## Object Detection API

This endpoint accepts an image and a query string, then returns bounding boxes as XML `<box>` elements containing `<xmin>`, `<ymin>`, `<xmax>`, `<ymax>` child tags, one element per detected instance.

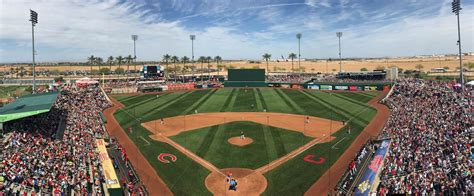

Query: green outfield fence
<box><xmin>224</xmin><ymin>81</ymin><xmax>393</xmax><ymax>91</ymax></box>
<box><xmin>224</xmin><ymin>81</ymin><xmax>268</xmax><ymax>87</ymax></box>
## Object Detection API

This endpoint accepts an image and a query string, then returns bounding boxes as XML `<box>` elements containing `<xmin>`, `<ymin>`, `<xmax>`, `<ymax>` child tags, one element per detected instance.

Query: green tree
<box><xmin>9</xmin><ymin>67</ymin><xmax>14</xmax><ymax>78</ymax></box>
<box><xmin>162</xmin><ymin>54</ymin><xmax>171</xmax><ymax>78</ymax></box>
<box><xmin>206</xmin><ymin>56</ymin><xmax>212</xmax><ymax>79</ymax></box>
<box><xmin>214</xmin><ymin>56</ymin><xmax>222</xmax><ymax>77</ymax></box>
<box><xmin>464</xmin><ymin>62</ymin><xmax>474</xmax><ymax>70</ymax></box>
<box><xmin>19</xmin><ymin>66</ymin><xmax>25</xmax><ymax>78</ymax></box>
<box><xmin>95</xmin><ymin>57</ymin><xmax>103</xmax><ymax>73</ymax></box>
<box><xmin>376</xmin><ymin>65</ymin><xmax>386</xmax><ymax>70</ymax></box>
<box><xmin>115</xmin><ymin>56</ymin><xmax>124</xmax><ymax>71</ymax></box>
<box><xmin>288</xmin><ymin>53</ymin><xmax>297</xmax><ymax>73</ymax></box>
<box><xmin>88</xmin><ymin>55</ymin><xmax>95</xmax><ymax>74</ymax></box>
<box><xmin>198</xmin><ymin>56</ymin><xmax>206</xmax><ymax>81</ymax></box>
<box><xmin>262</xmin><ymin>53</ymin><xmax>271</xmax><ymax>75</ymax></box>
<box><xmin>115</xmin><ymin>67</ymin><xmax>125</xmax><ymax>75</ymax></box>
<box><xmin>99</xmin><ymin>68</ymin><xmax>110</xmax><ymax>75</ymax></box>
<box><xmin>171</xmin><ymin>56</ymin><xmax>179</xmax><ymax>82</ymax></box>
<box><xmin>360</xmin><ymin>67</ymin><xmax>368</xmax><ymax>71</ymax></box>
<box><xmin>415</xmin><ymin>64</ymin><xmax>424</xmax><ymax>72</ymax></box>
<box><xmin>181</xmin><ymin>56</ymin><xmax>190</xmax><ymax>81</ymax></box>
<box><xmin>107</xmin><ymin>56</ymin><xmax>114</xmax><ymax>73</ymax></box>
<box><xmin>125</xmin><ymin>55</ymin><xmax>133</xmax><ymax>76</ymax></box>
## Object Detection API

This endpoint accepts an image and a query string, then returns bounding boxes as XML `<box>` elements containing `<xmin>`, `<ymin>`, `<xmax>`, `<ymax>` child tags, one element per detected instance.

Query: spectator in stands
<box><xmin>1</xmin><ymin>85</ymin><xmax>111</xmax><ymax>195</ymax></box>
<box><xmin>378</xmin><ymin>78</ymin><xmax>473</xmax><ymax>195</ymax></box>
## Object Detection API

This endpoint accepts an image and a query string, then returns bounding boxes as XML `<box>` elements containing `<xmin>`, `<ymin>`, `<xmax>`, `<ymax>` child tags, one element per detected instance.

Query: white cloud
<box><xmin>305</xmin><ymin>0</ymin><xmax>331</xmax><ymax>8</ymax></box>
<box><xmin>0</xmin><ymin>0</ymin><xmax>472</xmax><ymax>62</ymax></box>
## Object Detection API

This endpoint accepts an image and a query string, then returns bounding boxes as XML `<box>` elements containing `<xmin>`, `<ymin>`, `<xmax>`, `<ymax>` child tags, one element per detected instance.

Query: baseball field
<box><xmin>105</xmin><ymin>88</ymin><xmax>384</xmax><ymax>195</ymax></box>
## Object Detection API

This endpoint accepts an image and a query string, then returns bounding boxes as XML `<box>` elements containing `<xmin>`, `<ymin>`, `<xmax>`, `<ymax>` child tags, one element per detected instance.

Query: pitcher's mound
<box><xmin>228</xmin><ymin>137</ymin><xmax>253</xmax><ymax>146</ymax></box>
<box><xmin>205</xmin><ymin>168</ymin><xmax>267</xmax><ymax>196</ymax></box>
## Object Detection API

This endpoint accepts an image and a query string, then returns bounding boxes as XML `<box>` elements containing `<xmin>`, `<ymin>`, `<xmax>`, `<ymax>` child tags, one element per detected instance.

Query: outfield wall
<box><xmin>267</xmin><ymin>82</ymin><xmax>393</xmax><ymax>91</ymax></box>
<box><xmin>224</xmin><ymin>81</ymin><xmax>267</xmax><ymax>87</ymax></box>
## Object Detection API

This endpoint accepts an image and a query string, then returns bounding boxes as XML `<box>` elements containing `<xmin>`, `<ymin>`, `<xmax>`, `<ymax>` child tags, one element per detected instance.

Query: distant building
<box><xmin>464</xmin><ymin>52</ymin><xmax>474</xmax><ymax>56</ymax></box>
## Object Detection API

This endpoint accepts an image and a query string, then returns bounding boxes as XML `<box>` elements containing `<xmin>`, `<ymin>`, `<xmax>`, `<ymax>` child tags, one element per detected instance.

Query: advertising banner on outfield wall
<box><xmin>320</xmin><ymin>85</ymin><xmax>333</xmax><ymax>90</ymax></box>
<box><xmin>335</xmin><ymin>86</ymin><xmax>348</xmax><ymax>90</ymax></box>
<box><xmin>291</xmin><ymin>84</ymin><xmax>302</xmax><ymax>89</ymax></box>
<box><xmin>349</xmin><ymin>86</ymin><xmax>358</xmax><ymax>91</ymax></box>
<box><xmin>355</xmin><ymin>139</ymin><xmax>391</xmax><ymax>196</ymax></box>
<box><xmin>364</xmin><ymin>86</ymin><xmax>377</xmax><ymax>91</ymax></box>
<box><xmin>308</xmin><ymin>84</ymin><xmax>320</xmax><ymax>90</ymax></box>
<box><xmin>281</xmin><ymin>84</ymin><xmax>290</xmax><ymax>88</ymax></box>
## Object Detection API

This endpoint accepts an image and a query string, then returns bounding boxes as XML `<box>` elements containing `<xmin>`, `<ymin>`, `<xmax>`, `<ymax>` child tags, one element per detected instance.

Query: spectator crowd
<box><xmin>378</xmin><ymin>79</ymin><xmax>473</xmax><ymax>194</ymax></box>
<box><xmin>1</xmin><ymin>85</ymin><xmax>112</xmax><ymax>195</ymax></box>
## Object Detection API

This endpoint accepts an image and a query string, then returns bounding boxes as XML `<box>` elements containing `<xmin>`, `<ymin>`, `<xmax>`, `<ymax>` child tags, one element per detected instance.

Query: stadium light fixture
<box><xmin>452</xmin><ymin>0</ymin><xmax>464</xmax><ymax>90</ymax></box>
<box><xmin>296</xmin><ymin>33</ymin><xmax>302</xmax><ymax>73</ymax></box>
<box><xmin>336</xmin><ymin>32</ymin><xmax>343</xmax><ymax>73</ymax></box>
<box><xmin>30</xmin><ymin>9</ymin><xmax>38</xmax><ymax>93</ymax></box>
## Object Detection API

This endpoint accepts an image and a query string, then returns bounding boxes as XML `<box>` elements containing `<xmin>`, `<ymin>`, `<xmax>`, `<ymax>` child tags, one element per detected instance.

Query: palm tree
<box><xmin>15</xmin><ymin>67</ymin><xmax>20</xmax><ymax>78</ymax></box>
<box><xmin>288</xmin><ymin>53</ymin><xmax>297</xmax><ymax>73</ymax></box>
<box><xmin>88</xmin><ymin>55</ymin><xmax>95</xmax><ymax>74</ymax></box>
<box><xmin>9</xmin><ymin>67</ymin><xmax>14</xmax><ymax>78</ymax></box>
<box><xmin>171</xmin><ymin>56</ymin><xmax>179</xmax><ymax>82</ymax></box>
<box><xmin>262</xmin><ymin>53</ymin><xmax>271</xmax><ymax>75</ymax></box>
<box><xmin>214</xmin><ymin>56</ymin><xmax>222</xmax><ymax>77</ymax></box>
<box><xmin>107</xmin><ymin>56</ymin><xmax>114</xmax><ymax>73</ymax></box>
<box><xmin>206</xmin><ymin>56</ymin><xmax>212</xmax><ymax>79</ymax></box>
<box><xmin>116</xmin><ymin>56</ymin><xmax>124</xmax><ymax>75</ymax></box>
<box><xmin>19</xmin><ymin>66</ymin><xmax>25</xmax><ymax>78</ymax></box>
<box><xmin>95</xmin><ymin>57</ymin><xmax>103</xmax><ymax>74</ymax></box>
<box><xmin>125</xmin><ymin>55</ymin><xmax>133</xmax><ymax>77</ymax></box>
<box><xmin>162</xmin><ymin>54</ymin><xmax>171</xmax><ymax>78</ymax></box>
<box><xmin>181</xmin><ymin>56</ymin><xmax>189</xmax><ymax>82</ymax></box>
<box><xmin>198</xmin><ymin>56</ymin><xmax>206</xmax><ymax>81</ymax></box>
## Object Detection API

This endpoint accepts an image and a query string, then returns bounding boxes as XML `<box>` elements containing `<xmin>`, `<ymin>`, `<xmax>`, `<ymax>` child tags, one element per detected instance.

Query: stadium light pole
<box><xmin>132</xmin><ymin>35</ymin><xmax>138</xmax><ymax>76</ymax></box>
<box><xmin>336</xmin><ymin>32</ymin><xmax>343</xmax><ymax>73</ymax></box>
<box><xmin>452</xmin><ymin>0</ymin><xmax>464</xmax><ymax>90</ymax></box>
<box><xmin>30</xmin><ymin>9</ymin><xmax>38</xmax><ymax>93</ymax></box>
<box><xmin>296</xmin><ymin>33</ymin><xmax>302</xmax><ymax>73</ymax></box>
<box><xmin>190</xmin><ymin>34</ymin><xmax>196</xmax><ymax>82</ymax></box>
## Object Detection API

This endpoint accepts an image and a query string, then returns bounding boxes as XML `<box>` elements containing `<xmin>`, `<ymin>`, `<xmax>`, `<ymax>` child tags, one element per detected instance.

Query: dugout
<box><xmin>224</xmin><ymin>69</ymin><xmax>267</xmax><ymax>87</ymax></box>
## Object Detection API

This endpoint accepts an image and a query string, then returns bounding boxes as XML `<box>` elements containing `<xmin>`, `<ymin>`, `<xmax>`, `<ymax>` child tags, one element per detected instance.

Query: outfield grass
<box><xmin>334</xmin><ymin>92</ymin><xmax>376</xmax><ymax>103</ymax></box>
<box><xmin>112</xmin><ymin>88</ymin><xmax>377</xmax><ymax>195</ymax></box>
<box><xmin>170</xmin><ymin>121</ymin><xmax>313</xmax><ymax>169</ymax></box>
<box><xmin>262</xmin><ymin>90</ymin><xmax>376</xmax><ymax>195</ymax></box>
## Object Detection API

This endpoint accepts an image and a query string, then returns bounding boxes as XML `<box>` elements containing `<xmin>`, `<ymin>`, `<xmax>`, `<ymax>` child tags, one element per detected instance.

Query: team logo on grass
<box><xmin>158</xmin><ymin>153</ymin><xmax>177</xmax><ymax>163</ymax></box>
<box><xmin>303</xmin><ymin>154</ymin><xmax>326</xmax><ymax>165</ymax></box>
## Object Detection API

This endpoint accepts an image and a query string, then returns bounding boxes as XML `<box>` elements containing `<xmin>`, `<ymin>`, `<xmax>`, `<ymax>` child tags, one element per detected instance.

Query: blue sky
<box><xmin>0</xmin><ymin>0</ymin><xmax>473</xmax><ymax>62</ymax></box>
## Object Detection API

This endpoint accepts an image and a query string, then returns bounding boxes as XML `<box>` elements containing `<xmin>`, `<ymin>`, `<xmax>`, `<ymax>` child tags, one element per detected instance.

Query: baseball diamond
<box><xmin>106</xmin><ymin>88</ymin><xmax>383</xmax><ymax>195</ymax></box>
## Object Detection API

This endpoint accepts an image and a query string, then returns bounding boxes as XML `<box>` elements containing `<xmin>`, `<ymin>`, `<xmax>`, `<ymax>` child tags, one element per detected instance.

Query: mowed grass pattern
<box><xmin>170</xmin><ymin>121</ymin><xmax>313</xmax><ymax>169</ymax></box>
<box><xmin>112</xmin><ymin>88</ymin><xmax>377</xmax><ymax>195</ymax></box>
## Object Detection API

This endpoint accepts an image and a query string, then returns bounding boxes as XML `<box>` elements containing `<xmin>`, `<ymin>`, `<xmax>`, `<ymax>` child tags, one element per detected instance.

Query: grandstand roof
<box><xmin>0</xmin><ymin>92</ymin><xmax>59</xmax><ymax>123</ymax></box>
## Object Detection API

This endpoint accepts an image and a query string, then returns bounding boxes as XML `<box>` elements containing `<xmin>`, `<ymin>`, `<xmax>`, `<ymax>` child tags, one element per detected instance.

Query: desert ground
<box><xmin>1</xmin><ymin>56</ymin><xmax>473</xmax><ymax>75</ymax></box>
